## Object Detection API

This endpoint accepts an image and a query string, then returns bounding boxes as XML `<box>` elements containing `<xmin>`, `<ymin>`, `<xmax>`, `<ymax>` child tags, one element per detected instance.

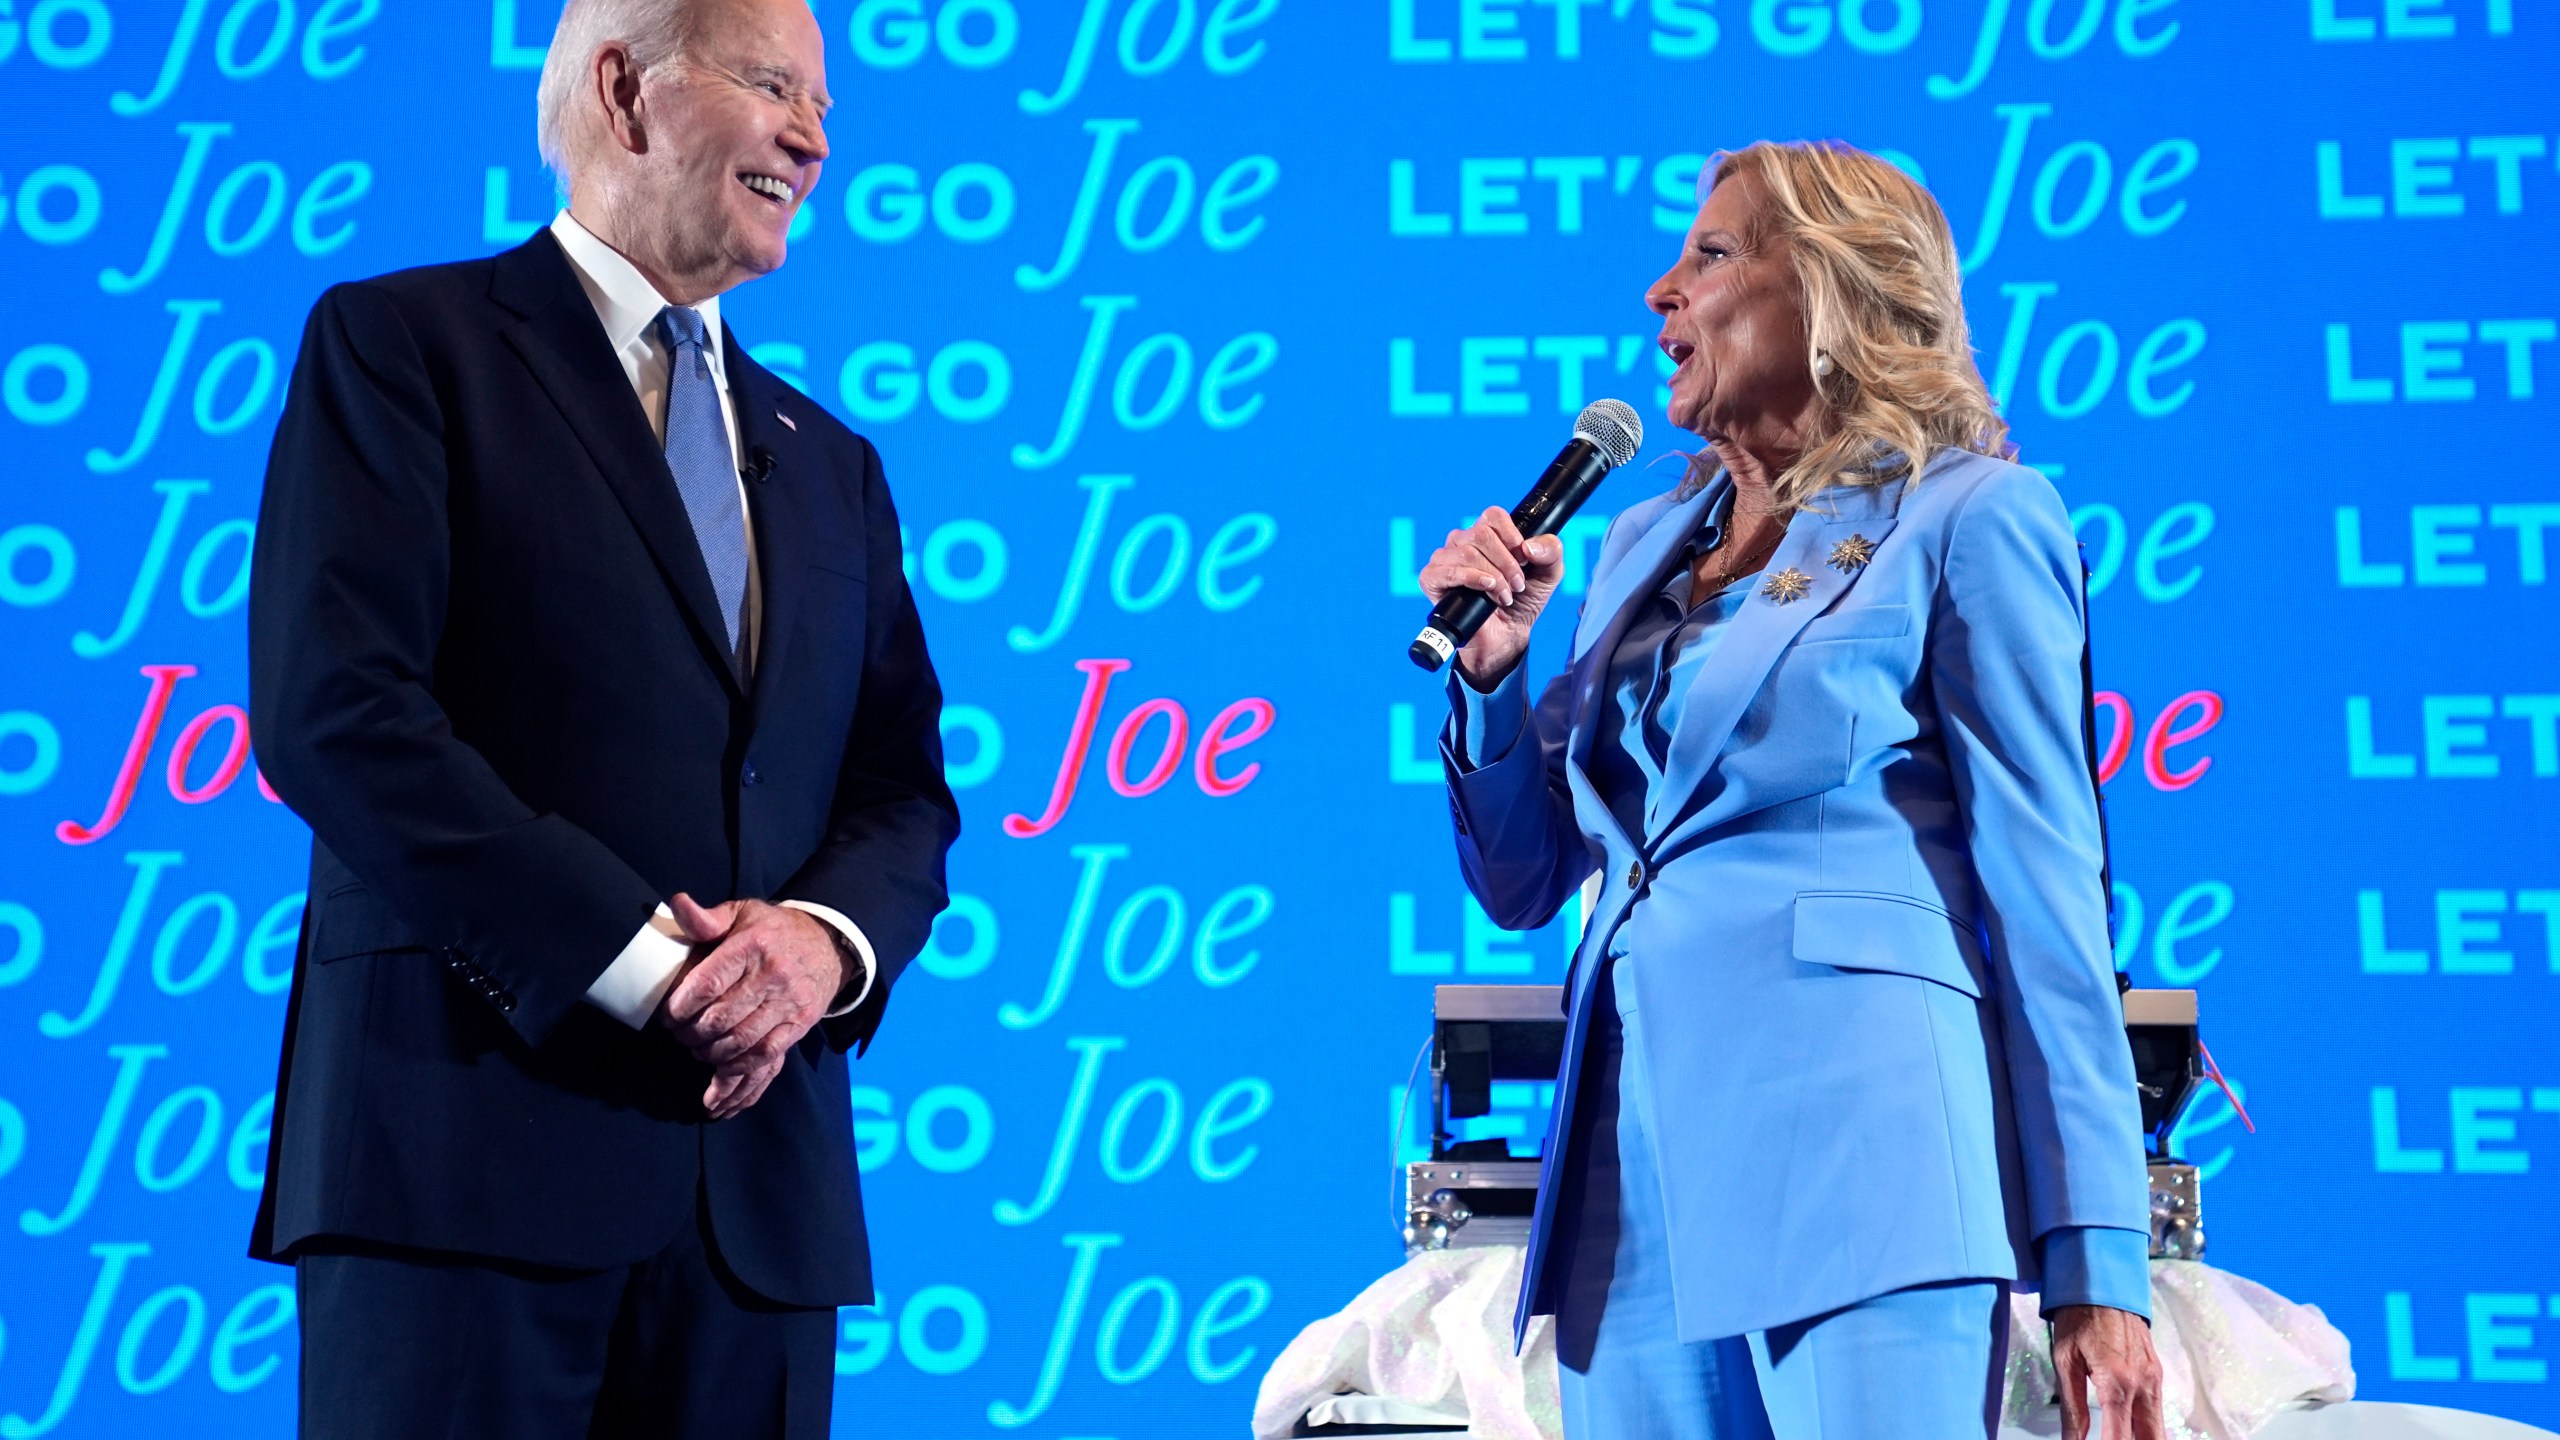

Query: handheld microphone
<box><xmin>1408</xmin><ymin>398</ymin><xmax>1643</xmax><ymax>672</ymax></box>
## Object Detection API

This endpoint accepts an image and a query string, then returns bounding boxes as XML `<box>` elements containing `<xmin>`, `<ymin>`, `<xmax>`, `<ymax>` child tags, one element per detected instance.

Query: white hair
<box><xmin>535</xmin><ymin>0</ymin><xmax>697</xmax><ymax>184</ymax></box>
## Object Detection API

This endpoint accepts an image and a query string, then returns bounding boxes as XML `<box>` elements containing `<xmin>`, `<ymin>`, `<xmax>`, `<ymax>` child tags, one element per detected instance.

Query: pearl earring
<box><xmin>1812</xmin><ymin>351</ymin><xmax>1834</xmax><ymax>378</ymax></box>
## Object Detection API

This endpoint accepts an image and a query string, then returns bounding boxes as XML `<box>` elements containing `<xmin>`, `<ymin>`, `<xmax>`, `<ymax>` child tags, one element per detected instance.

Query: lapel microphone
<box><xmin>1409</xmin><ymin>399</ymin><xmax>1643</xmax><ymax>671</ymax></box>
<box><xmin>744</xmin><ymin>444</ymin><xmax>776</xmax><ymax>483</ymax></box>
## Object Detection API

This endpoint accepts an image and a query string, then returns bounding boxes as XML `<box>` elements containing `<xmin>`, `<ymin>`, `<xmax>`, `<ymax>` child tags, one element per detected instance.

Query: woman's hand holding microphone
<box><xmin>1420</xmin><ymin>506</ymin><xmax>1566</xmax><ymax>690</ymax></box>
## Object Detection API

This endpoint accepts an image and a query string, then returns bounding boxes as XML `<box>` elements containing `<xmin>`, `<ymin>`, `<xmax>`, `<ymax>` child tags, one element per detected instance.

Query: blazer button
<box><xmin>741</xmin><ymin>761</ymin><xmax>762</xmax><ymax>787</ymax></box>
<box><xmin>1626</xmin><ymin>861</ymin><xmax>1643</xmax><ymax>890</ymax></box>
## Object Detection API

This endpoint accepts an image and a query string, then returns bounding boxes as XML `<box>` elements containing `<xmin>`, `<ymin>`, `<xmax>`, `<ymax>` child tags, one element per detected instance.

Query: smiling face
<box><xmin>1646</xmin><ymin>168</ymin><xmax>1821</xmax><ymax>470</ymax></box>
<box><xmin>609</xmin><ymin>0</ymin><xmax>831</xmax><ymax>300</ymax></box>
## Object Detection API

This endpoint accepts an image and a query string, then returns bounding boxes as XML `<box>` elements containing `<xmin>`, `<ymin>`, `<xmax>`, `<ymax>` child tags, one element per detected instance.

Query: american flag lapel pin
<box><xmin>775</xmin><ymin>410</ymin><xmax>797</xmax><ymax>431</ymax></box>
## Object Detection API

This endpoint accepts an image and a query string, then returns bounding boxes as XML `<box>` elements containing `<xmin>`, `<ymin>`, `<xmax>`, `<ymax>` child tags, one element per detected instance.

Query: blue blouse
<box><xmin>1444</xmin><ymin>492</ymin><xmax>2151</xmax><ymax>1318</ymax></box>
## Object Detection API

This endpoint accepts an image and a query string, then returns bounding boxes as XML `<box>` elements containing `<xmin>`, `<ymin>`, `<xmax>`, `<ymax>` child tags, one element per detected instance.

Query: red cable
<box><xmin>2197</xmin><ymin>1039</ymin><xmax>2256</xmax><ymax>1134</ymax></box>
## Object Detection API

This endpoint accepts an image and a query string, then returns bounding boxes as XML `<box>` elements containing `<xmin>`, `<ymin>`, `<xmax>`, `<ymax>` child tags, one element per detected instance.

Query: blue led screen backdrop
<box><xmin>1</xmin><ymin>1</ymin><xmax>2557</xmax><ymax>1434</ymax></box>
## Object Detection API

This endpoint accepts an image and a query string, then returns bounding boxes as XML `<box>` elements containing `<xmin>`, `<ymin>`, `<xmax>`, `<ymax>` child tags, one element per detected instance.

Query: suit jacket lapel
<box><xmin>490</xmin><ymin>232</ymin><xmax>743</xmax><ymax>698</ymax></box>
<box><xmin>1651</xmin><ymin>480</ymin><xmax>1908</xmax><ymax>844</ymax></box>
<box><xmin>727</xmin><ymin>340</ymin><xmax>818</xmax><ymax>726</ymax></box>
<box><xmin>1559</xmin><ymin>483</ymin><xmax>1720</xmax><ymax>858</ymax></box>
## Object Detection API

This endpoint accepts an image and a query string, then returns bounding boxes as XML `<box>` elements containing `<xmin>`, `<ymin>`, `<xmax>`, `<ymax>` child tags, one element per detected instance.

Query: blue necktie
<box><xmin>654</xmin><ymin>305</ymin><xmax>749</xmax><ymax>673</ymax></box>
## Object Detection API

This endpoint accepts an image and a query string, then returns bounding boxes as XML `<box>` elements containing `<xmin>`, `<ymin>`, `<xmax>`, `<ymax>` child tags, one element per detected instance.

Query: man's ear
<box><xmin>594</xmin><ymin>40</ymin><xmax>650</xmax><ymax>156</ymax></box>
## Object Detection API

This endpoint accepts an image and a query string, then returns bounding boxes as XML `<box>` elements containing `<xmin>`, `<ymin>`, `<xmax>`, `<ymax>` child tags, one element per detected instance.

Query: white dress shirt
<box><xmin>550</xmin><ymin>212</ymin><xmax>876</xmax><ymax>1029</ymax></box>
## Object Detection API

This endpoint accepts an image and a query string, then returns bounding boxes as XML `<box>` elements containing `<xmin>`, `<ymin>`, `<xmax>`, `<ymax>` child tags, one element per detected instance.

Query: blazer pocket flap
<box><xmin>1791</xmin><ymin>891</ymin><xmax>1983</xmax><ymax>998</ymax></box>
<box><xmin>310</xmin><ymin>889</ymin><xmax>444</xmax><ymax>964</ymax></box>
<box><xmin>1794</xmin><ymin>603</ymin><xmax>1910</xmax><ymax>644</ymax></box>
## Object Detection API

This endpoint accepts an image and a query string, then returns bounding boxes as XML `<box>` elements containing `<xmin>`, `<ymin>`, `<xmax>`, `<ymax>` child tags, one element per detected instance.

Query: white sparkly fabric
<box><xmin>2003</xmin><ymin>1259</ymin><xmax>2355</xmax><ymax>1440</ymax></box>
<box><xmin>1252</xmin><ymin>1246</ymin><xmax>1559</xmax><ymax>1440</ymax></box>
<box><xmin>1259</xmin><ymin>1251</ymin><xmax>2358</xmax><ymax>1440</ymax></box>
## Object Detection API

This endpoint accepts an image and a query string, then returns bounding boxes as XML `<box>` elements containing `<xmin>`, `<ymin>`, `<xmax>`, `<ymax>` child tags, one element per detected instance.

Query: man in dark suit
<box><xmin>245</xmin><ymin>1</ymin><xmax>958</xmax><ymax>1433</ymax></box>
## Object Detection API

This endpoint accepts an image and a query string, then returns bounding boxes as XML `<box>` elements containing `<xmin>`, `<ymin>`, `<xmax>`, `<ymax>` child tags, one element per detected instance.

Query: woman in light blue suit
<box><xmin>1420</xmin><ymin>142</ymin><xmax>2166</xmax><ymax>1440</ymax></box>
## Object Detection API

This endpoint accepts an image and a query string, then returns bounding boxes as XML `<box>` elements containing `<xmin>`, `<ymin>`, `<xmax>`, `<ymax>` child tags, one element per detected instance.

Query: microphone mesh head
<box><xmin>1574</xmin><ymin>399</ymin><xmax>1643</xmax><ymax>468</ymax></box>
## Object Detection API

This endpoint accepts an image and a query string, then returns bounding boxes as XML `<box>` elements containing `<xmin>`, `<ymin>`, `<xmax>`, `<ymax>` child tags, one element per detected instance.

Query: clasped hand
<box><xmin>657</xmin><ymin>894</ymin><xmax>845</xmax><ymax>1121</ymax></box>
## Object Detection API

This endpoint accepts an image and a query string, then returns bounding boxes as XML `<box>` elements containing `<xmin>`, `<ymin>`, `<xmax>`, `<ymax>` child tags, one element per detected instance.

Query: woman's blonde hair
<box><xmin>1686</xmin><ymin>140</ymin><xmax>2011</xmax><ymax>509</ymax></box>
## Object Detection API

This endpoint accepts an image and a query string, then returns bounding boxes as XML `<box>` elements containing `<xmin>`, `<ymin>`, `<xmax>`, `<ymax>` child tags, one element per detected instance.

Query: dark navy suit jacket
<box><xmin>246</xmin><ymin>230</ymin><xmax>958</xmax><ymax>1309</ymax></box>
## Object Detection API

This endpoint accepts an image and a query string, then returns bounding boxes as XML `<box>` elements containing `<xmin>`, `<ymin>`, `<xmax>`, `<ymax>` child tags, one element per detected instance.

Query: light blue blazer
<box><xmin>1443</xmin><ymin>450</ymin><xmax>2151</xmax><ymax>1348</ymax></box>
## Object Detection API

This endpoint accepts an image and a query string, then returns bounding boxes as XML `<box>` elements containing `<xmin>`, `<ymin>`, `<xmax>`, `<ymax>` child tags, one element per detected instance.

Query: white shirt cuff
<box><xmin>780</xmin><ymin>899</ymin><xmax>877</xmax><ymax>1017</ymax></box>
<box><xmin>586</xmin><ymin>905</ymin><xmax>692</xmax><ymax>1029</ymax></box>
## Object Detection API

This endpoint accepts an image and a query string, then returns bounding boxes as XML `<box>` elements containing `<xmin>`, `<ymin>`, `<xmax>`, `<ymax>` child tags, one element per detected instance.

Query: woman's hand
<box><xmin>1418</xmin><ymin>506</ymin><xmax>1565</xmax><ymax>688</ymax></box>
<box><xmin>2051</xmin><ymin>1305</ymin><xmax>2166</xmax><ymax>1440</ymax></box>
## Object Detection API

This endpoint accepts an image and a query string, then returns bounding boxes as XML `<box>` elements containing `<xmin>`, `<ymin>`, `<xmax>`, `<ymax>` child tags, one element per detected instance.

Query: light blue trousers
<box><xmin>1551</xmin><ymin>962</ymin><xmax>2009</xmax><ymax>1440</ymax></box>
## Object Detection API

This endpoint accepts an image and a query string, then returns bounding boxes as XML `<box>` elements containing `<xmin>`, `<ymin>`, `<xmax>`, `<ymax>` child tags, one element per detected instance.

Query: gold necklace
<box><xmin>1696</xmin><ymin>530</ymin><xmax>1782</xmax><ymax>594</ymax></box>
